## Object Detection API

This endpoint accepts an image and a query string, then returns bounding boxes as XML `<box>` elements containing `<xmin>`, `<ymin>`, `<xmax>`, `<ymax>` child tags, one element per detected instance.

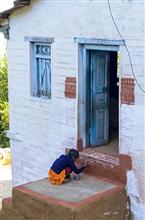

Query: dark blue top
<box><xmin>50</xmin><ymin>155</ymin><xmax>84</xmax><ymax>174</ymax></box>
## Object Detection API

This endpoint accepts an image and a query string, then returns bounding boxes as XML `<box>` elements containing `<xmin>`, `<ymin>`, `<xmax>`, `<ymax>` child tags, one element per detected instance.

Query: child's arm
<box><xmin>68</xmin><ymin>158</ymin><xmax>86</xmax><ymax>174</ymax></box>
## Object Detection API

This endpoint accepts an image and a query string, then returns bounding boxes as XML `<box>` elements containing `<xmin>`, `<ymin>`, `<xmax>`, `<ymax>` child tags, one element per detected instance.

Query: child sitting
<box><xmin>48</xmin><ymin>149</ymin><xmax>86</xmax><ymax>185</ymax></box>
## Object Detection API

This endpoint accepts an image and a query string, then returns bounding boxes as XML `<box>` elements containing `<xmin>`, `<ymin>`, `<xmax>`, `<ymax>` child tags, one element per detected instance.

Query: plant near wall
<box><xmin>0</xmin><ymin>54</ymin><xmax>9</xmax><ymax>148</ymax></box>
<box><xmin>0</xmin><ymin>54</ymin><xmax>8</xmax><ymax>103</ymax></box>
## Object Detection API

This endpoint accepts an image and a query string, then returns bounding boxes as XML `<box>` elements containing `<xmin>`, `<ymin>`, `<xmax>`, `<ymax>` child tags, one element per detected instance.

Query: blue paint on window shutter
<box><xmin>46</xmin><ymin>60</ymin><xmax>51</xmax><ymax>97</ymax></box>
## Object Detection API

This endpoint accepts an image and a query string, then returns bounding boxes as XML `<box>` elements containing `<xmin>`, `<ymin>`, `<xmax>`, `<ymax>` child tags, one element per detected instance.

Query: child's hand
<box><xmin>82</xmin><ymin>165</ymin><xmax>88</xmax><ymax>170</ymax></box>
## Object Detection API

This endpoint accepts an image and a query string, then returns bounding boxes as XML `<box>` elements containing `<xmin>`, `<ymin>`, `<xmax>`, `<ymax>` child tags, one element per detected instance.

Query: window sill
<box><xmin>29</xmin><ymin>96</ymin><xmax>51</xmax><ymax>104</ymax></box>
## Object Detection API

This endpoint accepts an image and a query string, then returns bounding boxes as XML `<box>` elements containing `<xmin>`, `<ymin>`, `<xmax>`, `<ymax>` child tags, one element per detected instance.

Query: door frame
<box><xmin>76</xmin><ymin>39</ymin><xmax>123</xmax><ymax>148</ymax></box>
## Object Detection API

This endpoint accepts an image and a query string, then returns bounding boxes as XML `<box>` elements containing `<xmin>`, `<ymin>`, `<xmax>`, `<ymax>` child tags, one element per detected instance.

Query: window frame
<box><xmin>33</xmin><ymin>42</ymin><xmax>51</xmax><ymax>98</ymax></box>
<box><xmin>26</xmin><ymin>36</ymin><xmax>54</xmax><ymax>99</ymax></box>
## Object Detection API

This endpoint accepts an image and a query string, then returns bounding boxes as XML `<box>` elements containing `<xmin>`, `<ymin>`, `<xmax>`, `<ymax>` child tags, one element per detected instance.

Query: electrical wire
<box><xmin>107</xmin><ymin>0</ymin><xmax>145</xmax><ymax>94</ymax></box>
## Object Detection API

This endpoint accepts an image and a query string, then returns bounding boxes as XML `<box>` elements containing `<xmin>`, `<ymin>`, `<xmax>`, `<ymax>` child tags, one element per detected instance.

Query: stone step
<box><xmin>0</xmin><ymin>197</ymin><xmax>16</xmax><ymax>220</ymax></box>
<box><xmin>79</xmin><ymin>148</ymin><xmax>132</xmax><ymax>184</ymax></box>
<box><xmin>0</xmin><ymin>197</ymin><xmax>29</xmax><ymax>220</ymax></box>
<box><xmin>10</xmin><ymin>174</ymin><xmax>130</xmax><ymax>220</ymax></box>
<box><xmin>1</xmin><ymin>197</ymin><xmax>12</xmax><ymax>211</ymax></box>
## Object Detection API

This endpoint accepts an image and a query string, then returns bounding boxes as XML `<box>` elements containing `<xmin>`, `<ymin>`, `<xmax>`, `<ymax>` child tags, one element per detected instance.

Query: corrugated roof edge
<box><xmin>0</xmin><ymin>0</ymin><xmax>31</xmax><ymax>19</ymax></box>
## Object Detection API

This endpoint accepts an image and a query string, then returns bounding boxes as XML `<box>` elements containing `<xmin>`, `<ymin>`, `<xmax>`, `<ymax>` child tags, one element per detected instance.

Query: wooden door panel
<box><xmin>88</xmin><ymin>50</ymin><xmax>109</xmax><ymax>146</ymax></box>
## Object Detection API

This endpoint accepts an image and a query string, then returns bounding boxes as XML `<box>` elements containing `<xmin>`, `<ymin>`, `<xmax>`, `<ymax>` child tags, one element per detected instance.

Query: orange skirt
<box><xmin>48</xmin><ymin>169</ymin><xmax>65</xmax><ymax>185</ymax></box>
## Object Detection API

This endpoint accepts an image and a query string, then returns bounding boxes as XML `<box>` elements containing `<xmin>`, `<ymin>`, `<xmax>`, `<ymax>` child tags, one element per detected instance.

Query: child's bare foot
<box><xmin>64</xmin><ymin>177</ymin><xmax>72</xmax><ymax>184</ymax></box>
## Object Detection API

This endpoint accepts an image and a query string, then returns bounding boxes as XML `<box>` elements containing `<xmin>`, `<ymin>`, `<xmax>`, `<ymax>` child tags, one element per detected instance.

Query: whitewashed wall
<box><xmin>7</xmin><ymin>0</ymin><xmax>144</xmax><ymax>219</ymax></box>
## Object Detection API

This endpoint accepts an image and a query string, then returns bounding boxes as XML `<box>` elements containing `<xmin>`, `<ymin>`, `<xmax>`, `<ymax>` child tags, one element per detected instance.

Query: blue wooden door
<box><xmin>87</xmin><ymin>50</ymin><xmax>109</xmax><ymax>146</ymax></box>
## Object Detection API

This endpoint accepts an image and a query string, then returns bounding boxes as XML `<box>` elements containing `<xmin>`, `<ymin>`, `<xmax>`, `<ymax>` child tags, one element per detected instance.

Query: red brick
<box><xmin>64</xmin><ymin>77</ymin><xmax>76</xmax><ymax>99</ymax></box>
<box><xmin>121</xmin><ymin>77</ymin><xmax>135</xmax><ymax>105</ymax></box>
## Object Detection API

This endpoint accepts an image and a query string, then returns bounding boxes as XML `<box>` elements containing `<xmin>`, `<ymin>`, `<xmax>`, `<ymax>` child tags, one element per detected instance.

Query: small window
<box><xmin>32</xmin><ymin>43</ymin><xmax>51</xmax><ymax>98</ymax></box>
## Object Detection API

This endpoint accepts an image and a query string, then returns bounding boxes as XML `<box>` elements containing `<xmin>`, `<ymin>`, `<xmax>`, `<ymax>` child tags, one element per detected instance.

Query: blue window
<box><xmin>33</xmin><ymin>43</ymin><xmax>51</xmax><ymax>98</ymax></box>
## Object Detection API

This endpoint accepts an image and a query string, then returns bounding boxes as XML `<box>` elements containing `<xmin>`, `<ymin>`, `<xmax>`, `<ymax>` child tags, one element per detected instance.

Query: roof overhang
<box><xmin>0</xmin><ymin>0</ymin><xmax>31</xmax><ymax>39</ymax></box>
<box><xmin>0</xmin><ymin>0</ymin><xmax>31</xmax><ymax>20</ymax></box>
<box><xmin>0</xmin><ymin>24</ymin><xmax>10</xmax><ymax>39</ymax></box>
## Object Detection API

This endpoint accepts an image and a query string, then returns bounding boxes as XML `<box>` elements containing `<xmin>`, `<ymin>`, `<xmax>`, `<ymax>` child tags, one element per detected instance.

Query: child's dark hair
<box><xmin>68</xmin><ymin>149</ymin><xmax>79</xmax><ymax>159</ymax></box>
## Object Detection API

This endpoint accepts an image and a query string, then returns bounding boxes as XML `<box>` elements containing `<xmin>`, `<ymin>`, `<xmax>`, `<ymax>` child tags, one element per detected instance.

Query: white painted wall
<box><xmin>6</xmin><ymin>0</ymin><xmax>144</xmax><ymax>219</ymax></box>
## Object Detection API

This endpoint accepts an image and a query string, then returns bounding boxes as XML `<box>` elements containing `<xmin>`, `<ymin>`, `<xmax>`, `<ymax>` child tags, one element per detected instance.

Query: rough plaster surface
<box><xmin>127</xmin><ymin>170</ymin><xmax>145</xmax><ymax>219</ymax></box>
<box><xmin>5</xmin><ymin>0</ymin><xmax>145</xmax><ymax>219</ymax></box>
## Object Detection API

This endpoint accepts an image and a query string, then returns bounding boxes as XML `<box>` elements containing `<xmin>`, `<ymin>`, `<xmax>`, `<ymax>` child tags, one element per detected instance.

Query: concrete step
<box><xmin>10</xmin><ymin>174</ymin><xmax>130</xmax><ymax>220</ymax></box>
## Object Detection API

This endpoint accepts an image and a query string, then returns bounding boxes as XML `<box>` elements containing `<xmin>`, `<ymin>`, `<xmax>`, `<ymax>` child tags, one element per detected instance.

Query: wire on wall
<box><xmin>107</xmin><ymin>0</ymin><xmax>145</xmax><ymax>95</ymax></box>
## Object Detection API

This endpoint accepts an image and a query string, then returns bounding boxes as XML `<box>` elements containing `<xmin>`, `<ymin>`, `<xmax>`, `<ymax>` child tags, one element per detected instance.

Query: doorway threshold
<box><xmin>79</xmin><ymin>148</ymin><xmax>121</xmax><ymax>183</ymax></box>
<box><xmin>94</xmin><ymin>143</ymin><xmax>119</xmax><ymax>156</ymax></box>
